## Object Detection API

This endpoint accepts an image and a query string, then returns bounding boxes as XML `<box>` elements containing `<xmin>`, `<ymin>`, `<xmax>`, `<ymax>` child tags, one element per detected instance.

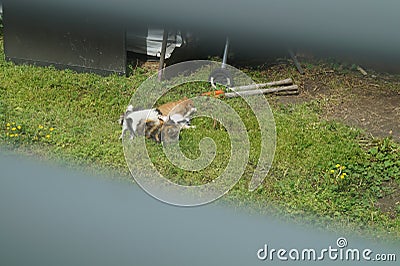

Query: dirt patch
<box><xmin>375</xmin><ymin>182</ymin><xmax>400</xmax><ymax>219</ymax></box>
<box><xmin>326</xmin><ymin>87</ymin><xmax>400</xmax><ymax>142</ymax></box>
<box><xmin>266</xmin><ymin>59</ymin><xmax>400</xmax><ymax>143</ymax></box>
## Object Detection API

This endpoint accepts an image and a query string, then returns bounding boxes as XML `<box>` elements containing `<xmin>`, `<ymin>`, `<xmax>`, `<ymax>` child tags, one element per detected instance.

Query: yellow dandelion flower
<box><xmin>15</xmin><ymin>134</ymin><xmax>19</xmax><ymax>137</ymax></box>
<box><xmin>17</xmin><ymin>125</ymin><xmax>22</xmax><ymax>130</ymax></box>
<box><xmin>9</xmin><ymin>134</ymin><xmax>15</xmax><ymax>137</ymax></box>
<box><xmin>341</xmin><ymin>166</ymin><xmax>346</xmax><ymax>170</ymax></box>
<box><xmin>340</xmin><ymin>174</ymin><xmax>345</xmax><ymax>179</ymax></box>
<box><xmin>46</xmin><ymin>134</ymin><xmax>50</xmax><ymax>139</ymax></box>
<box><xmin>342</xmin><ymin>173</ymin><xmax>347</xmax><ymax>176</ymax></box>
<box><xmin>6</xmin><ymin>123</ymin><xmax>10</xmax><ymax>127</ymax></box>
<box><xmin>12</xmin><ymin>122</ymin><xmax>16</xmax><ymax>125</ymax></box>
<box><xmin>49</xmin><ymin>127</ymin><xmax>54</xmax><ymax>132</ymax></box>
<box><xmin>38</xmin><ymin>125</ymin><xmax>44</xmax><ymax>129</ymax></box>
<box><xmin>6</xmin><ymin>127</ymin><xmax>10</xmax><ymax>130</ymax></box>
<box><xmin>11</xmin><ymin>127</ymin><xmax>16</xmax><ymax>131</ymax></box>
<box><xmin>330</xmin><ymin>170</ymin><xmax>335</xmax><ymax>174</ymax></box>
<box><xmin>335</xmin><ymin>164</ymin><xmax>340</xmax><ymax>168</ymax></box>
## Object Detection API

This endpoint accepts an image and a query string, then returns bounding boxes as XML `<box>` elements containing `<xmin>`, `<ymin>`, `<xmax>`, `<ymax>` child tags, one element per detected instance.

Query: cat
<box><xmin>136</xmin><ymin>117</ymin><xmax>183</xmax><ymax>144</ymax></box>
<box><xmin>157</xmin><ymin>97</ymin><xmax>196</xmax><ymax>119</ymax></box>
<box><xmin>120</xmin><ymin>98</ymin><xmax>196</xmax><ymax>142</ymax></box>
<box><xmin>119</xmin><ymin>105</ymin><xmax>164</xmax><ymax>139</ymax></box>
<box><xmin>156</xmin><ymin>98</ymin><xmax>196</xmax><ymax>129</ymax></box>
<box><xmin>135</xmin><ymin>118</ymin><xmax>166</xmax><ymax>143</ymax></box>
<box><xmin>160</xmin><ymin>120</ymin><xmax>181</xmax><ymax>143</ymax></box>
<box><xmin>169</xmin><ymin>113</ymin><xmax>193</xmax><ymax>129</ymax></box>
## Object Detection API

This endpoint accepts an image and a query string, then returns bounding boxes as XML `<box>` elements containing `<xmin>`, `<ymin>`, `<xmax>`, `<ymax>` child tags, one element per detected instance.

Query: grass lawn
<box><xmin>1</xmin><ymin>35</ymin><xmax>399</xmax><ymax>242</ymax></box>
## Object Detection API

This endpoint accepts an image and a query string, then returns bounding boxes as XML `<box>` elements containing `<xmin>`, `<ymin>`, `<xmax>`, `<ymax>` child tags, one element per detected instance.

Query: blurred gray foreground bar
<box><xmin>0</xmin><ymin>151</ymin><xmax>398</xmax><ymax>266</ymax></box>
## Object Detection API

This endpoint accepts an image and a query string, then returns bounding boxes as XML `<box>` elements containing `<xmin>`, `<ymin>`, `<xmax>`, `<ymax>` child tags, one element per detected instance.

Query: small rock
<box><xmin>357</xmin><ymin>66</ymin><xmax>368</xmax><ymax>76</ymax></box>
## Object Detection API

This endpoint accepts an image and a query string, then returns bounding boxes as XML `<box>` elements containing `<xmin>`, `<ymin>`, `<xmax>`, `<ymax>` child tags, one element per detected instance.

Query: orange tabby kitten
<box><xmin>156</xmin><ymin>97</ymin><xmax>196</xmax><ymax>117</ymax></box>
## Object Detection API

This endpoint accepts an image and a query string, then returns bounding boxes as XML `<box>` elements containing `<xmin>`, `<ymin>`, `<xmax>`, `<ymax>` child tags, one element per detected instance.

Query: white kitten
<box><xmin>169</xmin><ymin>113</ymin><xmax>196</xmax><ymax>129</ymax></box>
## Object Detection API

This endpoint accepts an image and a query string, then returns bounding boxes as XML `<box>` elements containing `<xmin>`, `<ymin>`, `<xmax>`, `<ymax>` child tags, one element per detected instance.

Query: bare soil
<box><xmin>265</xmin><ymin>59</ymin><xmax>400</xmax><ymax>143</ymax></box>
<box><xmin>374</xmin><ymin>181</ymin><xmax>400</xmax><ymax>219</ymax></box>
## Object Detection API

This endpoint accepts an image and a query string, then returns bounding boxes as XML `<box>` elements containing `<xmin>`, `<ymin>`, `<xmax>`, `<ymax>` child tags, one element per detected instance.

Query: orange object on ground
<box><xmin>201</xmin><ymin>90</ymin><xmax>225</xmax><ymax>97</ymax></box>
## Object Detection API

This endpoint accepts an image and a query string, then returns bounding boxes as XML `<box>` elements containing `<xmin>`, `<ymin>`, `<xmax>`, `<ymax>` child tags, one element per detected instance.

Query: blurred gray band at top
<box><xmin>4</xmin><ymin>0</ymin><xmax>400</xmax><ymax>58</ymax></box>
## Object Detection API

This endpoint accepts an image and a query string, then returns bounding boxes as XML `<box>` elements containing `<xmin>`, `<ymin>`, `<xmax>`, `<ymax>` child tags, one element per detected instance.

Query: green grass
<box><xmin>1</xmin><ymin>36</ymin><xmax>399</xmax><ymax>241</ymax></box>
